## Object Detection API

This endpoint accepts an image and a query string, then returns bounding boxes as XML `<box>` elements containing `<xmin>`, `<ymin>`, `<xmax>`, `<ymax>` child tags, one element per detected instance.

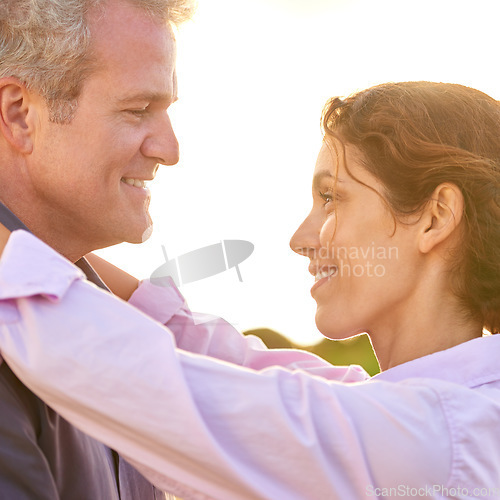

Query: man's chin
<box><xmin>121</xmin><ymin>215</ymin><xmax>153</xmax><ymax>244</ymax></box>
<box><xmin>120</xmin><ymin>225</ymin><xmax>153</xmax><ymax>245</ymax></box>
<box><xmin>141</xmin><ymin>223</ymin><xmax>154</xmax><ymax>243</ymax></box>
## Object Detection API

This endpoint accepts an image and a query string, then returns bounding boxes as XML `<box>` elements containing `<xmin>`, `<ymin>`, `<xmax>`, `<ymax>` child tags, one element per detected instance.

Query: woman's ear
<box><xmin>418</xmin><ymin>183</ymin><xmax>464</xmax><ymax>254</ymax></box>
<box><xmin>0</xmin><ymin>78</ymin><xmax>38</xmax><ymax>154</ymax></box>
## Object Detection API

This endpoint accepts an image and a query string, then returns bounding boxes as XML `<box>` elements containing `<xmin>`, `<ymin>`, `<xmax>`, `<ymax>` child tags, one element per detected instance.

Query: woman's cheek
<box><xmin>319</xmin><ymin>213</ymin><xmax>338</xmax><ymax>253</ymax></box>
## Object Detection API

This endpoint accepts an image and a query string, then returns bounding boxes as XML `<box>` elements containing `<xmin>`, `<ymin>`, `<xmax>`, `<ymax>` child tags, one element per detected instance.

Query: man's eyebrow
<box><xmin>116</xmin><ymin>91</ymin><xmax>178</xmax><ymax>105</ymax></box>
<box><xmin>312</xmin><ymin>171</ymin><xmax>342</xmax><ymax>189</ymax></box>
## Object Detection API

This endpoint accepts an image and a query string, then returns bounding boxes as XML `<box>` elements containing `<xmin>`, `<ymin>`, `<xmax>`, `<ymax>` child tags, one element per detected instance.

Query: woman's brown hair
<box><xmin>322</xmin><ymin>81</ymin><xmax>500</xmax><ymax>333</ymax></box>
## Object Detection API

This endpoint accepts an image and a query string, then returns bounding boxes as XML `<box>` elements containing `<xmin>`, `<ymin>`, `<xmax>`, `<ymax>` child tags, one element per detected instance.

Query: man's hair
<box><xmin>0</xmin><ymin>0</ymin><xmax>195</xmax><ymax>123</ymax></box>
<box><xmin>322</xmin><ymin>81</ymin><xmax>500</xmax><ymax>333</ymax></box>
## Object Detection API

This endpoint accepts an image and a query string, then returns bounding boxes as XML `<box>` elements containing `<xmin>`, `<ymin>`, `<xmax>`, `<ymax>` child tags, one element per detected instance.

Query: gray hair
<box><xmin>0</xmin><ymin>0</ymin><xmax>195</xmax><ymax>123</ymax></box>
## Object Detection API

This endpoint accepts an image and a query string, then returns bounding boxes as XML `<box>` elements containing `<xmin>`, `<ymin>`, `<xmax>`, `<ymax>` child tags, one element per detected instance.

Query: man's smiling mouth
<box><xmin>121</xmin><ymin>177</ymin><xmax>149</xmax><ymax>189</ymax></box>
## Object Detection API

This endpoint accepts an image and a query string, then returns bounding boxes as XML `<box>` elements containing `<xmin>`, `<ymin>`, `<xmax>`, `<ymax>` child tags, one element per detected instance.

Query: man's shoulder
<box><xmin>0</xmin><ymin>360</ymin><xmax>121</xmax><ymax>499</ymax></box>
<box><xmin>0</xmin><ymin>359</ymin><xmax>42</xmax><ymax>425</ymax></box>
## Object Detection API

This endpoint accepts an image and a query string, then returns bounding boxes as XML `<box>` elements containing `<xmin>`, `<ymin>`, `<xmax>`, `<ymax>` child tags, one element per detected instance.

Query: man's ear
<box><xmin>0</xmin><ymin>78</ymin><xmax>39</xmax><ymax>154</ymax></box>
<box><xmin>418</xmin><ymin>183</ymin><xmax>464</xmax><ymax>254</ymax></box>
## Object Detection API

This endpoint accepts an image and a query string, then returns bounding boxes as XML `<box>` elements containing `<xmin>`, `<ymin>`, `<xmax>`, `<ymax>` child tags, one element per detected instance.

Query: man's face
<box><xmin>27</xmin><ymin>0</ymin><xmax>179</xmax><ymax>257</ymax></box>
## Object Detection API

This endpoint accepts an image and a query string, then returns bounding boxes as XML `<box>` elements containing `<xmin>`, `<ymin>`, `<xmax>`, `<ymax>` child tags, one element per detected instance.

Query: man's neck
<box><xmin>0</xmin><ymin>200</ymin><xmax>108</xmax><ymax>290</ymax></box>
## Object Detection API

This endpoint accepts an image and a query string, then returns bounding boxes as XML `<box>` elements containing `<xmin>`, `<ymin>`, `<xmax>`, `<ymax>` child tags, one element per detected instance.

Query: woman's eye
<box><xmin>319</xmin><ymin>191</ymin><xmax>333</xmax><ymax>206</ymax></box>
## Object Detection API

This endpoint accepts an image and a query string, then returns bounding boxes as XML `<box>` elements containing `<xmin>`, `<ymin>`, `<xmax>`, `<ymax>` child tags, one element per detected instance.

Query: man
<box><xmin>0</xmin><ymin>0</ymin><xmax>193</xmax><ymax>497</ymax></box>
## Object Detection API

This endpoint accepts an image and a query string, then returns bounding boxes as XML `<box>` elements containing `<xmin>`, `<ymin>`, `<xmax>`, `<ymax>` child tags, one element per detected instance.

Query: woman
<box><xmin>291</xmin><ymin>81</ymin><xmax>500</xmax><ymax>369</ymax></box>
<box><xmin>0</xmin><ymin>81</ymin><xmax>499</xmax><ymax>499</ymax></box>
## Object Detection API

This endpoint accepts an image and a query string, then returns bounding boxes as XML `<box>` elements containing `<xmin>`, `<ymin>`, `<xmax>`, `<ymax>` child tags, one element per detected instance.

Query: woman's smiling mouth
<box><xmin>310</xmin><ymin>265</ymin><xmax>338</xmax><ymax>294</ymax></box>
<box><xmin>314</xmin><ymin>266</ymin><xmax>338</xmax><ymax>282</ymax></box>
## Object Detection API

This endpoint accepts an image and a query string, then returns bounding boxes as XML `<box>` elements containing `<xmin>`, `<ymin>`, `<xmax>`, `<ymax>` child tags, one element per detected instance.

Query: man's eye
<box><xmin>128</xmin><ymin>107</ymin><xmax>148</xmax><ymax>117</ymax></box>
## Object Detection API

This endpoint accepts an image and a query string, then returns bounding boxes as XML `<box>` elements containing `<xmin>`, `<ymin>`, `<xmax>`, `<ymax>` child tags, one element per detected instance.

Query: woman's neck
<box><xmin>368</xmin><ymin>288</ymin><xmax>483</xmax><ymax>371</ymax></box>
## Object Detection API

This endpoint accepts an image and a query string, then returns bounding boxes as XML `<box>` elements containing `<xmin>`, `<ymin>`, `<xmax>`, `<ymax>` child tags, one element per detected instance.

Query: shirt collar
<box><xmin>0</xmin><ymin>230</ymin><xmax>84</xmax><ymax>302</ymax></box>
<box><xmin>0</xmin><ymin>200</ymin><xmax>108</xmax><ymax>291</ymax></box>
<box><xmin>0</xmin><ymin>201</ymin><xmax>30</xmax><ymax>232</ymax></box>
<box><xmin>372</xmin><ymin>334</ymin><xmax>500</xmax><ymax>388</ymax></box>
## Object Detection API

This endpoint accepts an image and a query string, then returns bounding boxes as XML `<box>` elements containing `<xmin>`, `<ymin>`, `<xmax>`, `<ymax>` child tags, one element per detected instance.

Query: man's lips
<box><xmin>120</xmin><ymin>177</ymin><xmax>152</xmax><ymax>189</ymax></box>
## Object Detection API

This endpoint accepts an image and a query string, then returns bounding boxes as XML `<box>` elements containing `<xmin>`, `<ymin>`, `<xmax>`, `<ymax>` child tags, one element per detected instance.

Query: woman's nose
<box><xmin>289</xmin><ymin>210</ymin><xmax>321</xmax><ymax>258</ymax></box>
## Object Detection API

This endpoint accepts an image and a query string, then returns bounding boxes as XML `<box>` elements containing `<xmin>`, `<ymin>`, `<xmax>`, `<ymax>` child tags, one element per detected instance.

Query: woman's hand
<box><xmin>85</xmin><ymin>253</ymin><xmax>140</xmax><ymax>301</ymax></box>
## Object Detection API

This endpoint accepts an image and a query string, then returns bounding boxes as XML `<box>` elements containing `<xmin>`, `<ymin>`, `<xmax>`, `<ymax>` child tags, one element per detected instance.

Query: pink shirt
<box><xmin>1</xmin><ymin>230</ymin><xmax>500</xmax><ymax>499</ymax></box>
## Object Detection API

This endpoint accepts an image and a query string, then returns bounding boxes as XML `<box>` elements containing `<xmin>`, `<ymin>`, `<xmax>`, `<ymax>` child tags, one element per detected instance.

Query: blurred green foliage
<box><xmin>243</xmin><ymin>328</ymin><xmax>380</xmax><ymax>376</ymax></box>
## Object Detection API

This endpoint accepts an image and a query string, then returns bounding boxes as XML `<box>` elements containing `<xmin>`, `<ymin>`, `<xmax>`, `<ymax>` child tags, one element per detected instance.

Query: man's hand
<box><xmin>0</xmin><ymin>222</ymin><xmax>10</xmax><ymax>257</ymax></box>
<box><xmin>84</xmin><ymin>253</ymin><xmax>140</xmax><ymax>301</ymax></box>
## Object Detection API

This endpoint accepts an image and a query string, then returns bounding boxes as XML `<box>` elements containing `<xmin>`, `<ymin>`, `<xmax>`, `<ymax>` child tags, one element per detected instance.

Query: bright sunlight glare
<box><xmin>96</xmin><ymin>0</ymin><xmax>500</xmax><ymax>345</ymax></box>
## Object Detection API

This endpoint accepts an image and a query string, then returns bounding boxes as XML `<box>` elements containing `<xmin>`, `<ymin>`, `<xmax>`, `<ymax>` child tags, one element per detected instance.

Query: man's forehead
<box><xmin>88</xmin><ymin>0</ymin><xmax>177</xmax><ymax>56</ymax></box>
<box><xmin>85</xmin><ymin>0</ymin><xmax>178</xmax><ymax>99</ymax></box>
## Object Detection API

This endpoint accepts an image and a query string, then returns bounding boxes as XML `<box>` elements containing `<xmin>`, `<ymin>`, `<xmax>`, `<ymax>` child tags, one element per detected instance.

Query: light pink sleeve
<box><xmin>128</xmin><ymin>278</ymin><xmax>369</xmax><ymax>382</ymax></box>
<box><xmin>0</xmin><ymin>282</ymin><xmax>455</xmax><ymax>500</ymax></box>
<box><xmin>0</xmin><ymin>232</ymin><xmax>455</xmax><ymax>500</ymax></box>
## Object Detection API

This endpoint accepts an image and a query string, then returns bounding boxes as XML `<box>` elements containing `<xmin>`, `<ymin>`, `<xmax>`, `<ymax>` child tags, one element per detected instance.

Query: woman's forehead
<box><xmin>313</xmin><ymin>142</ymin><xmax>358</xmax><ymax>179</ymax></box>
<box><xmin>313</xmin><ymin>141</ymin><xmax>383</xmax><ymax>194</ymax></box>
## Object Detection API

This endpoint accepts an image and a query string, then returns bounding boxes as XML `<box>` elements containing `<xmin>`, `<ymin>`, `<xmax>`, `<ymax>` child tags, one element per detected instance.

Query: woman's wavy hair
<box><xmin>0</xmin><ymin>0</ymin><xmax>195</xmax><ymax>123</ymax></box>
<box><xmin>322</xmin><ymin>81</ymin><xmax>500</xmax><ymax>333</ymax></box>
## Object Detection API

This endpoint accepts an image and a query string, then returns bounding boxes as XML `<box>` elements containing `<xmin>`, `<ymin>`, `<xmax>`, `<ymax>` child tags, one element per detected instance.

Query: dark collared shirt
<box><xmin>0</xmin><ymin>202</ymin><xmax>163</xmax><ymax>499</ymax></box>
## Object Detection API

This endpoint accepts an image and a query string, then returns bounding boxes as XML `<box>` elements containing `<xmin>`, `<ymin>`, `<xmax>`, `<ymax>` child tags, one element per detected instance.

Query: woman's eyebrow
<box><xmin>312</xmin><ymin>171</ymin><xmax>343</xmax><ymax>190</ymax></box>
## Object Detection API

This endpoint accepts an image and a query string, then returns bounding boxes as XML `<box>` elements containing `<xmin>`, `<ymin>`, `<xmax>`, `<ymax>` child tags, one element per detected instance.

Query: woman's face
<box><xmin>290</xmin><ymin>142</ymin><xmax>421</xmax><ymax>339</ymax></box>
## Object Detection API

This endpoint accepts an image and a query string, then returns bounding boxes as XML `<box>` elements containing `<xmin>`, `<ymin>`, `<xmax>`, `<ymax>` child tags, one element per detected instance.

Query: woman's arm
<box><xmin>0</xmin><ymin>222</ymin><xmax>10</xmax><ymax>257</ymax></box>
<box><xmin>84</xmin><ymin>250</ymin><xmax>369</xmax><ymax>380</ymax></box>
<box><xmin>0</xmin><ymin>230</ymin><xmax>454</xmax><ymax>500</ymax></box>
<box><xmin>128</xmin><ymin>277</ymin><xmax>370</xmax><ymax>381</ymax></box>
<box><xmin>85</xmin><ymin>253</ymin><xmax>140</xmax><ymax>301</ymax></box>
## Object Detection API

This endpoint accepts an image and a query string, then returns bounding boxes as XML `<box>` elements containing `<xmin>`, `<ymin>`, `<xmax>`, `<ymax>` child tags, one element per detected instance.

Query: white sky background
<box><xmin>96</xmin><ymin>0</ymin><xmax>500</xmax><ymax>345</ymax></box>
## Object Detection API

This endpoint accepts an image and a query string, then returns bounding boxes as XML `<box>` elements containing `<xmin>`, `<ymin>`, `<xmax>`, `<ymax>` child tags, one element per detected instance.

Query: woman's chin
<box><xmin>315</xmin><ymin>311</ymin><xmax>363</xmax><ymax>341</ymax></box>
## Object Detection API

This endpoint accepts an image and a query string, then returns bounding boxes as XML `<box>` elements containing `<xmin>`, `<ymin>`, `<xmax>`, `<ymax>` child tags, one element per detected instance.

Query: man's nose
<box><xmin>141</xmin><ymin>112</ymin><xmax>179</xmax><ymax>166</ymax></box>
